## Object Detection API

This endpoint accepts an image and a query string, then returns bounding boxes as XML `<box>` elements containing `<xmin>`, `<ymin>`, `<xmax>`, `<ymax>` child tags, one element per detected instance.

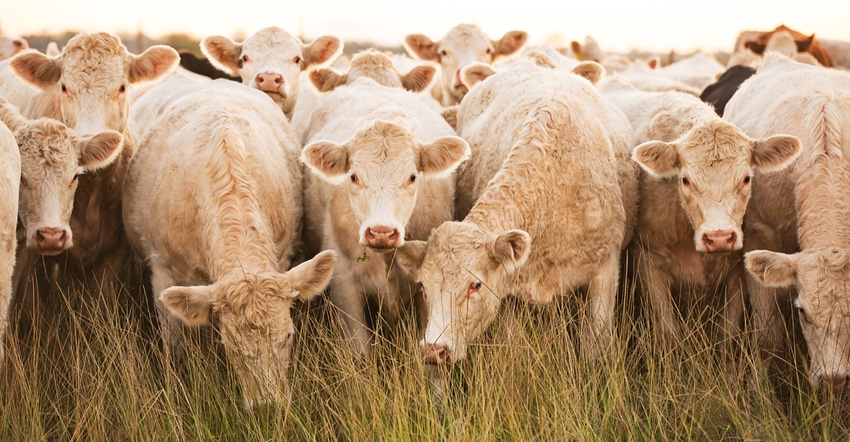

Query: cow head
<box><xmin>301</xmin><ymin>120</ymin><xmax>469</xmax><ymax>249</ymax></box>
<box><xmin>633</xmin><ymin>119</ymin><xmax>801</xmax><ymax>253</ymax></box>
<box><xmin>202</xmin><ymin>27</ymin><xmax>342</xmax><ymax>119</ymax></box>
<box><xmin>746</xmin><ymin>248</ymin><xmax>850</xmax><ymax>391</ymax></box>
<box><xmin>396</xmin><ymin>224</ymin><xmax>530</xmax><ymax>364</ymax></box>
<box><xmin>0</xmin><ymin>98</ymin><xmax>123</xmax><ymax>255</ymax></box>
<box><xmin>160</xmin><ymin>250</ymin><xmax>336</xmax><ymax>410</ymax></box>
<box><xmin>404</xmin><ymin>24</ymin><xmax>527</xmax><ymax>105</ymax></box>
<box><xmin>309</xmin><ymin>49</ymin><xmax>436</xmax><ymax>93</ymax></box>
<box><xmin>0</xmin><ymin>35</ymin><xmax>28</xmax><ymax>61</ymax></box>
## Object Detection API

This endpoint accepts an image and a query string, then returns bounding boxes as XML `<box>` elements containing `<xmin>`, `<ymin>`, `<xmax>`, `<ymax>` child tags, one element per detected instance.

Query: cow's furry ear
<box><xmin>160</xmin><ymin>285</ymin><xmax>214</xmax><ymax>325</ymax></box>
<box><xmin>632</xmin><ymin>140</ymin><xmax>679</xmax><ymax>178</ymax></box>
<box><xmin>744</xmin><ymin>250</ymin><xmax>798</xmax><ymax>288</ymax></box>
<box><xmin>491</xmin><ymin>230</ymin><xmax>531</xmax><ymax>273</ymax></box>
<box><xmin>301</xmin><ymin>139</ymin><xmax>349</xmax><ymax>182</ymax></box>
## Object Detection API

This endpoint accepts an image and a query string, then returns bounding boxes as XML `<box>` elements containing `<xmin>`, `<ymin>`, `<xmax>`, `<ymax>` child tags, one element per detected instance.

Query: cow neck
<box><xmin>795</xmin><ymin>153</ymin><xmax>850</xmax><ymax>250</ymax></box>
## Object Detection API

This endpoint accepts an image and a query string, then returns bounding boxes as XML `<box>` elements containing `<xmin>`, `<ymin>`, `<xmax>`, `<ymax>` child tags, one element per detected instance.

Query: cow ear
<box><xmin>310</xmin><ymin>68</ymin><xmax>347</xmax><ymax>92</ymax></box>
<box><xmin>419</xmin><ymin>136</ymin><xmax>470</xmax><ymax>177</ymax></box>
<box><xmin>572</xmin><ymin>61</ymin><xmax>606</xmax><ymax>85</ymax></box>
<box><xmin>302</xmin><ymin>36</ymin><xmax>343</xmax><ymax>68</ymax></box>
<box><xmin>286</xmin><ymin>250</ymin><xmax>337</xmax><ymax>302</ymax></box>
<box><xmin>129</xmin><ymin>45</ymin><xmax>179</xmax><ymax>84</ymax></box>
<box><xmin>493</xmin><ymin>31</ymin><xmax>528</xmax><ymax>57</ymax></box>
<box><xmin>45</xmin><ymin>41</ymin><xmax>60</xmax><ymax>57</ymax></box>
<box><xmin>570</xmin><ymin>41</ymin><xmax>584</xmax><ymax>60</ymax></box>
<box><xmin>78</xmin><ymin>131</ymin><xmax>124</xmax><ymax>172</ymax></box>
<box><xmin>460</xmin><ymin>62</ymin><xmax>495</xmax><ymax>89</ymax></box>
<box><xmin>160</xmin><ymin>285</ymin><xmax>214</xmax><ymax>325</ymax></box>
<box><xmin>301</xmin><ymin>140</ymin><xmax>350</xmax><ymax>182</ymax></box>
<box><xmin>404</xmin><ymin>34</ymin><xmax>439</xmax><ymax>61</ymax></box>
<box><xmin>744</xmin><ymin>250</ymin><xmax>798</xmax><ymax>288</ymax></box>
<box><xmin>401</xmin><ymin>65</ymin><xmax>436</xmax><ymax>93</ymax></box>
<box><xmin>632</xmin><ymin>141</ymin><xmax>680</xmax><ymax>178</ymax></box>
<box><xmin>201</xmin><ymin>35</ymin><xmax>242</xmax><ymax>76</ymax></box>
<box><xmin>751</xmin><ymin>134</ymin><xmax>801</xmax><ymax>173</ymax></box>
<box><xmin>525</xmin><ymin>50</ymin><xmax>557</xmax><ymax>68</ymax></box>
<box><xmin>0</xmin><ymin>96</ymin><xmax>28</xmax><ymax>133</ymax></box>
<box><xmin>441</xmin><ymin>106</ymin><xmax>459</xmax><ymax>132</ymax></box>
<box><xmin>394</xmin><ymin>240</ymin><xmax>428</xmax><ymax>281</ymax></box>
<box><xmin>491</xmin><ymin>230</ymin><xmax>531</xmax><ymax>273</ymax></box>
<box><xmin>9</xmin><ymin>50</ymin><xmax>60</xmax><ymax>89</ymax></box>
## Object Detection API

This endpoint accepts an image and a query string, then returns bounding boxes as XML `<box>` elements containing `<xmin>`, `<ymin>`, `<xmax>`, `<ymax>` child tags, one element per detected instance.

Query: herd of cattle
<box><xmin>0</xmin><ymin>22</ymin><xmax>849</xmax><ymax>409</ymax></box>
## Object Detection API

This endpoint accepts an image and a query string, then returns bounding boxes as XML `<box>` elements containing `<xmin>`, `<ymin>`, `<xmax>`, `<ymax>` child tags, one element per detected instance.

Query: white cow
<box><xmin>0</xmin><ymin>35</ymin><xmax>28</xmax><ymax>60</ymax></box>
<box><xmin>395</xmin><ymin>58</ymin><xmax>636</xmax><ymax>364</ymax></box>
<box><xmin>657</xmin><ymin>52</ymin><xmax>726</xmax><ymax>91</ymax></box>
<box><xmin>725</xmin><ymin>53</ymin><xmax>850</xmax><ymax>390</ymax></box>
<box><xmin>300</xmin><ymin>77</ymin><xmax>470</xmax><ymax>356</ymax></box>
<box><xmin>124</xmin><ymin>80</ymin><xmax>336</xmax><ymax>408</ymax></box>
<box><xmin>404</xmin><ymin>24</ymin><xmax>527</xmax><ymax>106</ymax></box>
<box><xmin>0</xmin><ymin>117</ymin><xmax>20</xmax><ymax>366</ymax></box>
<box><xmin>201</xmin><ymin>26</ymin><xmax>342</xmax><ymax>119</ymax></box>
<box><xmin>599</xmin><ymin>76</ymin><xmax>801</xmax><ymax>341</ymax></box>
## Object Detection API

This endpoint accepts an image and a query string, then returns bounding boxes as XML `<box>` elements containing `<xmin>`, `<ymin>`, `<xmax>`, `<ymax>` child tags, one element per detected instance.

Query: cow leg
<box><xmin>330</xmin><ymin>271</ymin><xmax>372</xmax><ymax>357</ymax></box>
<box><xmin>0</xmin><ymin>236</ymin><xmax>14</xmax><ymax>365</ymax></box>
<box><xmin>747</xmin><ymin>274</ymin><xmax>788</xmax><ymax>365</ymax></box>
<box><xmin>583</xmin><ymin>253</ymin><xmax>619</xmax><ymax>358</ymax></box>
<box><xmin>636</xmin><ymin>249</ymin><xmax>678</xmax><ymax>342</ymax></box>
<box><xmin>150</xmin><ymin>262</ymin><xmax>184</xmax><ymax>357</ymax></box>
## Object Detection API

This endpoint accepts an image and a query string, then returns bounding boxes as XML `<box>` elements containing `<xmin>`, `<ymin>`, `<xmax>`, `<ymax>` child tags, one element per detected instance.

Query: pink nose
<box><xmin>35</xmin><ymin>227</ymin><xmax>68</xmax><ymax>252</ymax></box>
<box><xmin>702</xmin><ymin>230</ymin><xmax>737</xmax><ymax>252</ymax></box>
<box><xmin>421</xmin><ymin>343</ymin><xmax>450</xmax><ymax>365</ymax></box>
<box><xmin>364</xmin><ymin>226</ymin><xmax>400</xmax><ymax>248</ymax></box>
<box><xmin>255</xmin><ymin>72</ymin><xmax>283</xmax><ymax>93</ymax></box>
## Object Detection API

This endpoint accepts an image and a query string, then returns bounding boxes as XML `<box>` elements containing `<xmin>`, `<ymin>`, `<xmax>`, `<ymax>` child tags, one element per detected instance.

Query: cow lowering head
<box><xmin>309</xmin><ymin>49</ymin><xmax>436</xmax><ymax>93</ymax></box>
<box><xmin>9</xmin><ymin>32</ymin><xmax>178</xmax><ymax>137</ymax></box>
<box><xmin>746</xmin><ymin>248</ymin><xmax>850</xmax><ymax>392</ymax></box>
<box><xmin>633</xmin><ymin>118</ymin><xmax>801</xmax><ymax>253</ymax></box>
<box><xmin>301</xmin><ymin>120</ymin><xmax>469</xmax><ymax>249</ymax></box>
<box><xmin>396</xmin><ymin>223</ymin><xmax>531</xmax><ymax>364</ymax></box>
<box><xmin>160</xmin><ymin>250</ymin><xmax>336</xmax><ymax>409</ymax></box>
<box><xmin>0</xmin><ymin>98</ymin><xmax>123</xmax><ymax>255</ymax></box>
<box><xmin>405</xmin><ymin>24</ymin><xmax>527</xmax><ymax>105</ymax></box>
<box><xmin>202</xmin><ymin>27</ymin><xmax>342</xmax><ymax>119</ymax></box>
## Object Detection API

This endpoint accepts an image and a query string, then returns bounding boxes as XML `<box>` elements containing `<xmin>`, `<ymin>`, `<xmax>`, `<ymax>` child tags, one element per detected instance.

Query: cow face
<box><xmin>301</xmin><ymin>120</ymin><xmax>469</xmax><ymax>249</ymax></box>
<box><xmin>0</xmin><ymin>100</ymin><xmax>123</xmax><ymax>255</ymax></box>
<box><xmin>396</xmin><ymin>224</ymin><xmax>530</xmax><ymax>364</ymax></box>
<box><xmin>9</xmin><ymin>32</ymin><xmax>178</xmax><ymax>137</ymax></box>
<box><xmin>405</xmin><ymin>24</ymin><xmax>527</xmax><ymax>105</ymax></box>
<box><xmin>309</xmin><ymin>50</ymin><xmax>436</xmax><ymax>93</ymax></box>
<box><xmin>746</xmin><ymin>249</ymin><xmax>850</xmax><ymax>391</ymax></box>
<box><xmin>633</xmin><ymin>119</ymin><xmax>801</xmax><ymax>253</ymax></box>
<box><xmin>160</xmin><ymin>250</ymin><xmax>335</xmax><ymax>409</ymax></box>
<box><xmin>202</xmin><ymin>27</ymin><xmax>342</xmax><ymax>119</ymax></box>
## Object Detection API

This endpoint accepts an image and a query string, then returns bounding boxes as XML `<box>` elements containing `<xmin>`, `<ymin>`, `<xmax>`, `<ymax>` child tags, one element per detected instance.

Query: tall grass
<box><xmin>1</xmin><ymin>273</ymin><xmax>848</xmax><ymax>440</ymax></box>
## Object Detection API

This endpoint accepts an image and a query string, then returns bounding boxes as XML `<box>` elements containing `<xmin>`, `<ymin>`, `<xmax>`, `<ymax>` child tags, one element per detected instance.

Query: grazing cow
<box><xmin>737</xmin><ymin>24</ymin><xmax>834</xmax><ymax>67</ymax></box>
<box><xmin>724</xmin><ymin>53</ymin><xmax>850</xmax><ymax>390</ymax></box>
<box><xmin>0</xmin><ymin>35</ymin><xmax>28</xmax><ymax>60</ymax></box>
<box><xmin>124</xmin><ymin>80</ymin><xmax>336</xmax><ymax>408</ymax></box>
<box><xmin>177</xmin><ymin>50</ymin><xmax>240</xmax><ymax>81</ymax></box>
<box><xmin>404</xmin><ymin>24</ymin><xmax>527</xmax><ymax>106</ymax></box>
<box><xmin>0</xmin><ymin>118</ymin><xmax>20</xmax><ymax>365</ymax></box>
<box><xmin>699</xmin><ymin>65</ymin><xmax>756</xmax><ymax>116</ymax></box>
<box><xmin>395</xmin><ymin>58</ymin><xmax>636</xmax><ymax>364</ymax></box>
<box><xmin>600</xmin><ymin>76</ymin><xmax>801</xmax><ymax>341</ymax></box>
<box><xmin>7</xmin><ymin>32</ymin><xmax>178</xmax><ymax>299</ymax></box>
<box><xmin>300</xmin><ymin>77</ymin><xmax>470</xmax><ymax>356</ymax></box>
<box><xmin>0</xmin><ymin>98</ymin><xmax>124</xmax><ymax>256</ymax></box>
<box><xmin>201</xmin><ymin>27</ymin><xmax>342</xmax><ymax>119</ymax></box>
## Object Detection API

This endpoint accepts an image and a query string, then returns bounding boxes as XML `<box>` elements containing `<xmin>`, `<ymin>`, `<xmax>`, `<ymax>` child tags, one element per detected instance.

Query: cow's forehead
<box><xmin>348</xmin><ymin>122</ymin><xmax>418</xmax><ymax>164</ymax></box>
<box><xmin>421</xmin><ymin>224</ymin><xmax>490</xmax><ymax>277</ymax></box>
<box><xmin>679</xmin><ymin>122</ymin><xmax>753</xmax><ymax>166</ymax></box>
<box><xmin>441</xmin><ymin>25</ymin><xmax>491</xmax><ymax>51</ymax></box>
<box><xmin>243</xmin><ymin>28</ymin><xmax>301</xmax><ymax>56</ymax></box>
<box><xmin>17</xmin><ymin>121</ymin><xmax>78</xmax><ymax>172</ymax></box>
<box><xmin>214</xmin><ymin>276</ymin><xmax>294</xmax><ymax>328</ymax></box>
<box><xmin>60</xmin><ymin>53</ymin><xmax>127</xmax><ymax>87</ymax></box>
<box><xmin>797</xmin><ymin>250</ymin><xmax>850</xmax><ymax>312</ymax></box>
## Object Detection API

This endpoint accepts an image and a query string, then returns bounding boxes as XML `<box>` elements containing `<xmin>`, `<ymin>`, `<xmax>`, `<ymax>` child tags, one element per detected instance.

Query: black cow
<box><xmin>699</xmin><ymin>65</ymin><xmax>756</xmax><ymax>117</ymax></box>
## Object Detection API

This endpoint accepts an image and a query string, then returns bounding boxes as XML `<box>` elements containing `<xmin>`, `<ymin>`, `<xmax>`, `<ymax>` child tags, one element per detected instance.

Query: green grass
<box><xmin>1</xmin><ymin>273</ymin><xmax>848</xmax><ymax>441</ymax></box>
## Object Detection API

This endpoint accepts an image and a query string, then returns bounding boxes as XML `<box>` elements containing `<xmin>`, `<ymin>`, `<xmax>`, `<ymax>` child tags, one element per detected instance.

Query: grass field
<box><xmin>1</xmin><ymin>269</ymin><xmax>848</xmax><ymax>441</ymax></box>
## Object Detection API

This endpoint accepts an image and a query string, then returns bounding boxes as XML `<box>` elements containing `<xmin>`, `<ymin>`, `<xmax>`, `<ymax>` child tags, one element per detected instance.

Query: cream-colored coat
<box><xmin>0</xmin><ymin>120</ymin><xmax>20</xmax><ymax>365</ymax></box>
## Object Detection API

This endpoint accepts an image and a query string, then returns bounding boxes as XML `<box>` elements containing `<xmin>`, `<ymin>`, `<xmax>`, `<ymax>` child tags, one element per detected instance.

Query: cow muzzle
<box><xmin>421</xmin><ymin>342</ymin><xmax>451</xmax><ymax>365</ymax></box>
<box><xmin>701</xmin><ymin>230</ymin><xmax>739</xmax><ymax>253</ymax></box>
<box><xmin>32</xmin><ymin>227</ymin><xmax>70</xmax><ymax>255</ymax></box>
<box><xmin>364</xmin><ymin>226</ymin><xmax>401</xmax><ymax>249</ymax></box>
<box><xmin>254</xmin><ymin>72</ymin><xmax>288</xmax><ymax>97</ymax></box>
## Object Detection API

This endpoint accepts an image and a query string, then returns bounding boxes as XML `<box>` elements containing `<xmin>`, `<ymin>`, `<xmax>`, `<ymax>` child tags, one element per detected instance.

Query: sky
<box><xmin>3</xmin><ymin>0</ymin><xmax>850</xmax><ymax>54</ymax></box>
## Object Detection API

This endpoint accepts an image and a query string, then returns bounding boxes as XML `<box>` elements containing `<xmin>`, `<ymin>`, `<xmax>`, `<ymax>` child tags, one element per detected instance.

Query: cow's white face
<box><xmin>10</xmin><ymin>32</ymin><xmax>178</xmax><ymax>137</ymax></box>
<box><xmin>405</xmin><ymin>24</ymin><xmax>527</xmax><ymax>105</ymax></box>
<box><xmin>160</xmin><ymin>251</ymin><xmax>335</xmax><ymax>410</ymax></box>
<box><xmin>633</xmin><ymin>120</ymin><xmax>801</xmax><ymax>253</ymax></box>
<box><xmin>302</xmin><ymin>120</ymin><xmax>469</xmax><ymax>249</ymax></box>
<box><xmin>0</xmin><ymin>35</ymin><xmax>28</xmax><ymax>61</ymax></box>
<box><xmin>0</xmin><ymin>98</ymin><xmax>124</xmax><ymax>255</ymax></box>
<box><xmin>396</xmin><ymin>224</ymin><xmax>530</xmax><ymax>364</ymax></box>
<box><xmin>202</xmin><ymin>27</ymin><xmax>341</xmax><ymax>119</ymax></box>
<box><xmin>746</xmin><ymin>249</ymin><xmax>850</xmax><ymax>391</ymax></box>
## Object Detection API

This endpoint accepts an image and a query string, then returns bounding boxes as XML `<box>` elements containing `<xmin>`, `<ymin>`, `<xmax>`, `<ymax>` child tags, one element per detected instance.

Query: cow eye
<box><xmin>468</xmin><ymin>281</ymin><xmax>482</xmax><ymax>296</ymax></box>
<box><xmin>486</xmin><ymin>48</ymin><xmax>493</xmax><ymax>55</ymax></box>
<box><xmin>60</xmin><ymin>83</ymin><xmax>67</xmax><ymax>93</ymax></box>
<box><xmin>797</xmin><ymin>306</ymin><xmax>810</xmax><ymax>323</ymax></box>
<box><xmin>293</xmin><ymin>56</ymin><xmax>302</xmax><ymax>64</ymax></box>
<box><xmin>350</xmin><ymin>173</ymin><xmax>358</xmax><ymax>184</ymax></box>
<box><xmin>440</xmin><ymin>49</ymin><xmax>448</xmax><ymax>57</ymax></box>
<box><xmin>408</xmin><ymin>174</ymin><xmax>417</xmax><ymax>184</ymax></box>
<box><xmin>681</xmin><ymin>176</ymin><xmax>690</xmax><ymax>186</ymax></box>
<box><xmin>118</xmin><ymin>84</ymin><xmax>126</xmax><ymax>93</ymax></box>
<box><xmin>743</xmin><ymin>176</ymin><xmax>751</xmax><ymax>185</ymax></box>
<box><xmin>242</xmin><ymin>54</ymin><xmax>250</xmax><ymax>63</ymax></box>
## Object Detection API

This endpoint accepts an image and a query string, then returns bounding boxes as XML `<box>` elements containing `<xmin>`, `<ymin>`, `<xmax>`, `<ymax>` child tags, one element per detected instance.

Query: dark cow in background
<box><xmin>177</xmin><ymin>50</ymin><xmax>240</xmax><ymax>81</ymax></box>
<box><xmin>699</xmin><ymin>65</ymin><xmax>756</xmax><ymax>116</ymax></box>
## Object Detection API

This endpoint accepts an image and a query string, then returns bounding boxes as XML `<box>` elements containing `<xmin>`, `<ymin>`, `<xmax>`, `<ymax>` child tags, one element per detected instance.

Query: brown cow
<box><xmin>739</xmin><ymin>24</ymin><xmax>834</xmax><ymax>67</ymax></box>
